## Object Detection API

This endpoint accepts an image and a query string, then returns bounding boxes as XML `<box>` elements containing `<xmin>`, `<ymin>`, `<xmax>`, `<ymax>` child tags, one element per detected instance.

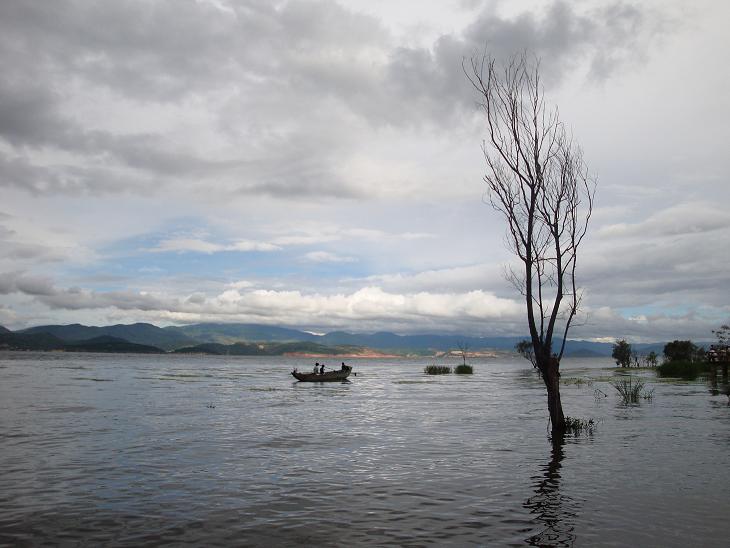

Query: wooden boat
<box><xmin>291</xmin><ymin>366</ymin><xmax>352</xmax><ymax>382</ymax></box>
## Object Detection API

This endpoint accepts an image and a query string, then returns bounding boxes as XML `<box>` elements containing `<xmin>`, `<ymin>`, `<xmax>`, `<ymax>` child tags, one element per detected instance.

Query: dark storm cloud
<box><xmin>0</xmin><ymin>0</ymin><xmax>385</xmax><ymax>104</ymax></box>
<box><xmin>0</xmin><ymin>272</ymin><xmax>56</xmax><ymax>296</ymax></box>
<box><xmin>39</xmin><ymin>288</ymin><xmax>172</xmax><ymax>312</ymax></box>
<box><xmin>0</xmin><ymin>150</ymin><xmax>153</xmax><ymax>195</ymax></box>
<box><xmin>387</xmin><ymin>1</ymin><xmax>666</xmax><ymax>118</ymax></box>
<box><xmin>0</xmin><ymin>0</ymin><xmax>667</xmax><ymax>197</ymax></box>
<box><xmin>0</xmin><ymin>0</ymin><xmax>237</xmax><ymax>101</ymax></box>
<box><xmin>0</xmin><ymin>270</ymin><xmax>171</xmax><ymax>310</ymax></box>
<box><xmin>573</xmin><ymin>203</ymin><xmax>730</xmax><ymax>317</ymax></box>
<box><xmin>0</xmin><ymin>79</ymin><xmax>69</xmax><ymax>148</ymax></box>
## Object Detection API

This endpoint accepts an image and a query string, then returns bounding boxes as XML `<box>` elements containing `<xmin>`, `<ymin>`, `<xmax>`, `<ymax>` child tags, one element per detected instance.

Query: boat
<box><xmin>291</xmin><ymin>365</ymin><xmax>352</xmax><ymax>382</ymax></box>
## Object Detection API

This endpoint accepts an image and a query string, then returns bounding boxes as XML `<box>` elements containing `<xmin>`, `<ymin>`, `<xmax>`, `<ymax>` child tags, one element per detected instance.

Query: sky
<box><xmin>1</xmin><ymin>0</ymin><xmax>729</xmax><ymax>342</ymax></box>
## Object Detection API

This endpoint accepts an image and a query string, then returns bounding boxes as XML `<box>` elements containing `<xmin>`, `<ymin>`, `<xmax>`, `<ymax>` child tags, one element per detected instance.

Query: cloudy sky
<box><xmin>1</xmin><ymin>0</ymin><xmax>728</xmax><ymax>342</ymax></box>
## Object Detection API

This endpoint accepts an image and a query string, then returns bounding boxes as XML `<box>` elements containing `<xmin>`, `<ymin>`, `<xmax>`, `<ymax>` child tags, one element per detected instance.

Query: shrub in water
<box><xmin>455</xmin><ymin>364</ymin><xmax>473</xmax><ymax>374</ymax></box>
<box><xmin>424</xmin><ymin>365</ymin><xmax>451</xmax><ymax>375</ymax></box>
<box><xmin>656</xmin><ymin>360</ymin><xmax>710</xmax><ymax>380</ymax></box>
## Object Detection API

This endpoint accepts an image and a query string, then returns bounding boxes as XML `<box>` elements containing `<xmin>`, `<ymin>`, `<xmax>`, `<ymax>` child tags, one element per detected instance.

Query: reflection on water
<box><xmin>1</xmin><ymin>352</ymin><xmax>729</xmax><ymax>547</ymax></box>
<box><xmin>708</xmin><ymin>366</ymin><xmax>730</xmax><ymax>403</ymax></box>
<box><xmin>524</xmin><ymin>435</ymin><xmax>575</xmax><ymax>547</ymax></box>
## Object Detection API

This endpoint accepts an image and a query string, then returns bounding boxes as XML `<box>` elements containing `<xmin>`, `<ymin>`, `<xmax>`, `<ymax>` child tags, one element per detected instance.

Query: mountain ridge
<box><xmin>3</xmin><ymin>321</ymin><xmax>703</xmax><ymax>357</ymax></box>
<box><xmin>19</xmin><ymin>323</ymin><xmax>196</xmax><ymax>351</ymax></box>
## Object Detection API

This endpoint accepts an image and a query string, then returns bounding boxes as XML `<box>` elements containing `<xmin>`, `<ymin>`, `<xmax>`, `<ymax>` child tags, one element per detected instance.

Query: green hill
<box><xmin>0</xmin><ymin>331</ymin><xmax>67</xmax><ymax>351</ymax></box>
<box><xmin>20</xmin><ymin>323</ymin><xmax>195</xmax><ymax>350</ymax></box>
<box><xmin>62</xmin><ymin>336</ymin><xmax>164</xmax><ymax>354</ymax></box>
<box><xmin>0</xmin><ymin>331</ymin><xmax>164</xmax><ymax>353</ymax></box>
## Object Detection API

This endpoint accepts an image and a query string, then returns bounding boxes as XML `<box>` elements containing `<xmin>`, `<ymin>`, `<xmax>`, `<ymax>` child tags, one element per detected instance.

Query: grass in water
<box><xmin>561</xmin><ymin>377</ymin><xmax>593</xmax><ymax>386</ymax></box>
<box><xmin>611</xmin><ymin>377</ymin><xmax>654</xmax><ymax>404</ymax></box>
<box><xmin>454</xmin><ymin>364</ymin><xmax>473</xmax><ymax>374</ymax></box>
<box><xmin>565</xmin><ymin>416</ymin><xmax>596</xmax><ymax>435</ymax></box>
<box><xmin>424</xmin><ymin>365</ymin><xmax>452</xmax><ymax>375</ymax></box>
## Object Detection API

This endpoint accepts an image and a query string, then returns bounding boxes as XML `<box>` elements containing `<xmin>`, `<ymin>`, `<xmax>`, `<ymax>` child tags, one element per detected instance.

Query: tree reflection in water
<box><xmin>708</xmin><ymin>366</ymin><xmax>730</xmax><ymax>404</ymax></box>
<box><xmin>524</xmin><ymin>434</ymin><xmax>577</xmax><ymax>547</ymax></box>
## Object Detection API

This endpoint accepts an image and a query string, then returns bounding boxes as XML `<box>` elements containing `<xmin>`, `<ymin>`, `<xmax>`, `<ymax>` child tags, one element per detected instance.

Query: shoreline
<box><xmin>282</xmin><ymin>351</ymin><xmax>403</xmax><ymax>359</ymax></box>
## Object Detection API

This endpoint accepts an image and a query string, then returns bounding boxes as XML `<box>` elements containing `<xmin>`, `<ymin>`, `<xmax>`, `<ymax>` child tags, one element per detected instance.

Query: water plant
<box><xmin>454</xmin><ymin>364</ymin><xmax>473</xmax><ymax>374</ymax></box>
<box><xmin>424</xmin><ymin>365</ymin><xmax>451</xmax><ymax>375</ymax></box>
<box><xmin>564</xmin><ymin>416</ymin><xmax>596</xmax><ymax>435</ymax></box>
<box><xmin>611</xmin><ymin>377</ymin><xmax>652</xmax><ymax>404</ymax></box>
<box><xmin>561</xmin><ymin>377</ymin><xmax>593</xmax><ymax>386</ymax></box>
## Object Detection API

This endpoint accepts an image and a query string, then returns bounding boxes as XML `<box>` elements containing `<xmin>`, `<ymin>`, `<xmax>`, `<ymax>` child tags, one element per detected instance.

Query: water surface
<box><xmin>1</xmin><ymin>352</ymin><xmax>728</xmax><ymax>546</ymax></box>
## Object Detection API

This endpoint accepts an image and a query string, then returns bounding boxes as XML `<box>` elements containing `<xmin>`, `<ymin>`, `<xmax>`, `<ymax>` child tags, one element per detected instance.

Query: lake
<box><xmin>1</xmin><ymin>352</ymin><xmax>728</xmax><ymax>546</ymax></box>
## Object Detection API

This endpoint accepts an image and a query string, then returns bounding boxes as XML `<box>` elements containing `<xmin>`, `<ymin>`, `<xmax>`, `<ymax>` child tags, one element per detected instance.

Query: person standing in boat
<box><xmin>341</xmin><ymin>362</ymin><xmax>347</xmax><ymax>371</ymax></box>
<box><xmin>313</xmin><ymin>362</ymin><xmax>320</xmax><ymax>374</ymax></box>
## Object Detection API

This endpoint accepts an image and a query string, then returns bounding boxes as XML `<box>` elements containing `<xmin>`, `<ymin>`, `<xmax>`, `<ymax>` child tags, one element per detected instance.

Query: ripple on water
<box><xmin>1</xmin><ymin>353</ymin><xmax>729</xmax><ymax>547</ymax></box>
<box><xmin>38</xmin><ymin>405</ymin><xmax>97</xmax><ymax>413</ymax></box>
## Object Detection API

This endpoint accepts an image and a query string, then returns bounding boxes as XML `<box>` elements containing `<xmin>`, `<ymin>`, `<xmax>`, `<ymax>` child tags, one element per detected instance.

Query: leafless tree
<box><xmin>456</xmin><ymin>340</ymin><xmax>470</xmax><ymax>366</ymax></box>
<box><xmin>465</xmin><ymin>52</ymin><xmax>595</xmax><ymax>434</ymax></box>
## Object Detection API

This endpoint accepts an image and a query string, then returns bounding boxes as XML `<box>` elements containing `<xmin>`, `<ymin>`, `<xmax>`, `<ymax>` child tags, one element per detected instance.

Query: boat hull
<box><xmin>291</xmin><ymin>368</ymin><xmax>351</xmax><ymax>382</ymax></box>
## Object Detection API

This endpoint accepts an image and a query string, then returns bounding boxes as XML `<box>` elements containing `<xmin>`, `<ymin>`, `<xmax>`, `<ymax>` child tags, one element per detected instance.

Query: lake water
<box><xmin>1</xmin><ymin>352</ymin><xmax>729</xmax><ymax>547</ymax></box>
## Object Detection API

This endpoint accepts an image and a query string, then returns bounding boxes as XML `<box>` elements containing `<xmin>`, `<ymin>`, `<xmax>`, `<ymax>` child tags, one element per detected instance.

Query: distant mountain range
<box><xmin>18</xmin><ymin>323</ymin><xmax>196</xmax><ymax>351</ymax></box>
<box><xmin>0</xmin><ymin>321</ymin><xmax>692</xmax><ymax>357</ymax></box>
<box><xmin>0</xmin><ymin>330</ymin><xmax>164</xmax><ymax>354</ymax></box>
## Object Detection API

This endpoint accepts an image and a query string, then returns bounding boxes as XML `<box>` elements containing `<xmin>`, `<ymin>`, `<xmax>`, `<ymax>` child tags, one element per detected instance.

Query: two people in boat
<box><xmin>311</xmin><ymin>361</ymin><xmax>349</xmax><ymax>374</ymax></box>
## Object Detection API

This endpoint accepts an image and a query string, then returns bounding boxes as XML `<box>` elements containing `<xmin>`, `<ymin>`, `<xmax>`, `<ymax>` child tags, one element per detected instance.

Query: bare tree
<box><xmin>456</xmin><ymin>340</ymin><xmax>470</xmax><ymax>366</ymax></box>
<box><xmin>465</xmin><ymin>52</ymin><xmax>595</xmax><ymax>434</ymax></box>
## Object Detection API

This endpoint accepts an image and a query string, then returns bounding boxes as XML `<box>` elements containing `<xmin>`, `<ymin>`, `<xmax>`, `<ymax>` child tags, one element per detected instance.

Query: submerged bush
<box><xmin>611</xmin><ymin>377</ymin><xmax>653</xmax><ymax>404</ymax></box>
<box><xmin>656</xmin><ymin>360</ymin><xmax>710</xmax><ymax>380</ymax></box>
<box><xmin>424</xmin><ymin>365</ymin><xmax>451</xmax><ymax>375</ymax></box>
<box><xmin>454</xmin><ymin>364</ymin><xmax>473</xmax><ymax>374</ymax></box>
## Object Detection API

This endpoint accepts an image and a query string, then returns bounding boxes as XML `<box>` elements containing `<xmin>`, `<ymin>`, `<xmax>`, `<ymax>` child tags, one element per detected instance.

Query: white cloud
<box><xmin>597</xmin><ymin>202</ymin><xmax>730</xmax><ymax>239</ymax></box>
<box><xmin>359</xmin><ymin>263</ymin><xmax>504</xmax><ymax>293</ymax></box>
<box><xmin>269</xmin><ymin>224</ymin><xmax>436</xmax><ymax>247</ymax></box>
<box><xmin>303</xmin><ymin>251</ymin><xmax>357</xmax><ymax>263</ymax></box>
<box><xmin>1</xmin><ymin>267</ymin><xmax>726</xmax><ymax>341</ymax></box>
<box><xmin>1</xmin><ymin>273</ymin><xmax>524</xmax><ymax>332</ymax></box>
<box><xmin>148</xmin><ymin>238</ymin><xmax>280</xmax><ymax>254</ymax></box>
<box><xmin>226</xmin><ymin>280</ymin><xmax>254</xmax><ymax>290</ymax></box>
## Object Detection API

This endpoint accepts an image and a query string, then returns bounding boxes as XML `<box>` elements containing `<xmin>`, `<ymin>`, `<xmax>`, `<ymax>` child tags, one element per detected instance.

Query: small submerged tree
<box><xmin>467</xmin><ymin>53</ymin><xmax>595</xmax><ymax>434</ymax></box>
<box><xmin>456</xmin><ymin>340</ymin><xmax>470</xmax><ymax>366</ymax></box>
<box><xmin>612</xmin><ymin>339</ymin><xmax>632</xmax><ymax>368</ymax></box>
<box><xmin>645</xmin><ymin>351</ymin><xmax>658</xmax><ymax>367</ymax></box>
<box><xmin>455</xmin><ymin>340</ymin><xmax>474</xmax><ymax>373</ymax></box>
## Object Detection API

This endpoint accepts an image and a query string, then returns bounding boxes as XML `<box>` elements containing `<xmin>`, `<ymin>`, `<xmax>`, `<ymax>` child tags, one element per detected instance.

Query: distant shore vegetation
<box><xmin>1</xmin><ymin>322</ymin><xmax>727</xmax><ymax>369</ymax></box>
<box><xmin>656</xmin><ymin>360</ymin><xmax>711</xmax><ymax>380</ymax></box>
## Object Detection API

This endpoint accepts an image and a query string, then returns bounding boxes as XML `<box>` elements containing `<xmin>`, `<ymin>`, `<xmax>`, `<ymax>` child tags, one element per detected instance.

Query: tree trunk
<box><xmin>540</xmin><ymin>355</ymin><xmax>566</xmax><ymax>434</ymax></box>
